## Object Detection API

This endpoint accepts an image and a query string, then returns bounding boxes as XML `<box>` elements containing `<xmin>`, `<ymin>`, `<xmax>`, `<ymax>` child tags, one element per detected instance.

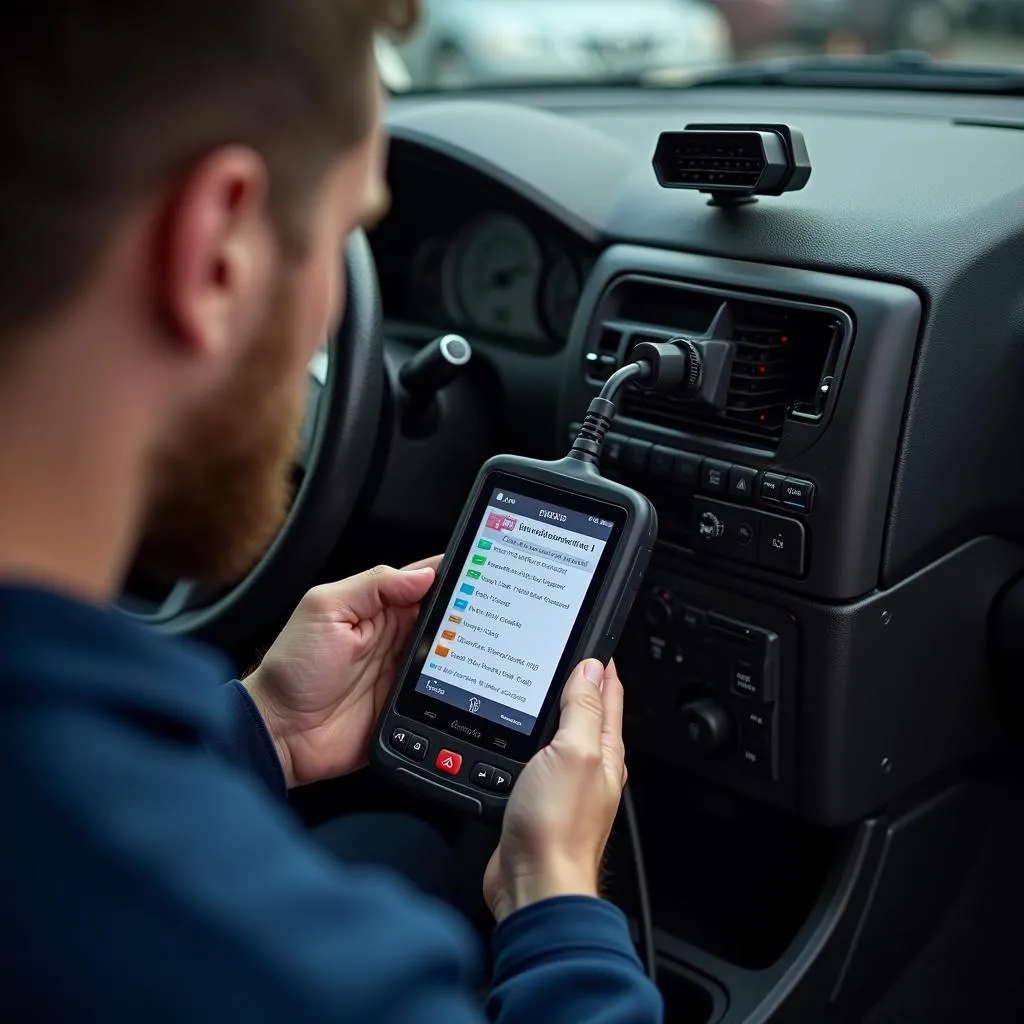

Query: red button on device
<box><xmin>435</xmin><ymin>749</ymin><xmax>463</xmax><ymax>776</ymax></box>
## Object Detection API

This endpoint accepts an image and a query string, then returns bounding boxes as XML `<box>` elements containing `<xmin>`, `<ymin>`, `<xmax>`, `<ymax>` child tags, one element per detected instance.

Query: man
<box><xmin>0</xmin><ymin>2</ymin><xmax>663</xmax><ymax>1021</ymax></box>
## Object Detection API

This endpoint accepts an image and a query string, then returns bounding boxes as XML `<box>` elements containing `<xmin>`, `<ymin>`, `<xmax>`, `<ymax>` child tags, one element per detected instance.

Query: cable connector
<box><xmin>568</xmin><ymin>337</ymin><xmax>710</xmax><ymax>466</ymax></box>
<box><xmin>629</xmin><ymin>339</ymin><xmax>703</xmax><ymax>399</ymax></box>
<box><xmin>569</xmin><ymin>361</ymin><xmax>653</xmax><ymax>465</ymax></box>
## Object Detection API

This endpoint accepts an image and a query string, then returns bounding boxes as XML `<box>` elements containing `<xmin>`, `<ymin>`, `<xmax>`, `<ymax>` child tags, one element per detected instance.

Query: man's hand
<box><xmin>243</xmin><ymin>558</ymin><xmax>440</xmax><ymax>788</ymax></box>
<box><xmin>483</xmin><ymin>658</ymin><xmax>627</xmax><ymax>923</ymax></box>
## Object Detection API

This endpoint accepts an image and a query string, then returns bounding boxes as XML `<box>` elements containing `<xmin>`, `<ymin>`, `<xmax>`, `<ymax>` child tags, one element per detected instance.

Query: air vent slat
<box><xmin>601</xmin><ymin>282</ymin><xmax>844</xmax><ymax>449</ymax></box>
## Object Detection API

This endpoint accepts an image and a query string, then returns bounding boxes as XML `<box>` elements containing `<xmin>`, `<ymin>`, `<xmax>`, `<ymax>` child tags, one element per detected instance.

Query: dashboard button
<box><xmin>757</xmin><ymin>514</ymin><xmax>806</xmax><ymax>576</ymax></box>
<box><xmin>741</xmin><ymin>706</ymin><xmax>773</xmax><ymax>736</ymax></box>
<box><xmin>691</xmin><ymin>497</ymin><xmax>760</xmax><ymax>565</ymax></box>
<box><xmin>470</xmin><ymin>763</ymin><xmax>494</xmax><ymax>789</ymax></box>
<box><xmin>649</xmin><ymin>445</ymin><xmax>677</xmax><ymax>479</ymax></box>
<box><xmin>701</xmin><ymin>459</ymin><xmax>731</xmax><ymax>493</ymax></box>
<box><xmin>674</xmin><ymin>451</ymin><xmax>702</xmax><ymax>486</ymax></box>
<box><xmin>739</xmin><ymin>733</ymin><xmax>773</xmax><ymax>779</ymax></box>
<box><xmin>682</xmin><ymin>698</ymin><xmax>733</xmax><ymax>754</ymax></box>
<box><xmin>646</xmin><ymin>635</ymin><xmax>668</xmax><ymax>664</ymax></box>
<box><xmin>435</xmin><ymin>749</ymin><xmax>463</xmax><ymax>775</ymax></box>
<box><xmin>759</xmin><ymin>473</ymin><xmax>786</xmax><ymax>503</ymax></box>
<box><xmin>622</xmin><ymin>438</ymin><xmax>651</xmax><ymax>473</ymax></box>
<box><xmin>738</xmin><ymin>709</ymin><xmax>774</xmax><ymax>780</ymax></box>
<box><xmin>731</xmin><ymin>659</ymin><xmax>762</xmax><ymax>700</ymax></box>
<box><xmin>728</xmin><ymin>465</ymin><xmax>758</xmax><ymax>501</ymax></box>
<box><xmin>697</xmin><ymin>509</ymin><xmax>725</xmax><ymax>542</ymax></box>
<box><xmin>601</xmin><ymin>433</ymin><xmax>628</xmax><ymax>469</ymax></box>
<box><xmin>407</xmin><ymin>734</ymin><xmax>429</xmax><ymax>761</ymax></box>
<box><xmin>730</xmin><ymin>515</ymin><xmax>760</xmax><ymax>564</ymax></box>
<box><xmin>782</xmin><ymin>477</ymin><xmax>815</xmax><ymax>513</ymax></box>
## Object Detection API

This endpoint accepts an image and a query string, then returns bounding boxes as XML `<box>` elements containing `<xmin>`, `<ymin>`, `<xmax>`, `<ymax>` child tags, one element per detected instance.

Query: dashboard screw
<box><xmin>881</xmin><ymin>610</ymin><xmax>892</xmax><ymax>626</ymax></box>
<box><xmin>881</xmin><ymin>757</ymin><xmax>893</xmax><ymax>775</ymax></box>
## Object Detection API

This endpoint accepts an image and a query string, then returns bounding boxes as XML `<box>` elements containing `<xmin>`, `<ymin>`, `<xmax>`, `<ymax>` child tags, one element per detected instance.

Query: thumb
<box><xmin>554</xmin><ymin>659</ymin><xmax>606</xmax><ymax>751</ymax></box>
<box><xmin>369</xmin><ymin>564</ymin><xmax>436</xmax><ymax>610</ymax></box>
<box><xmin>324</xmin><ymin>565</ymin><xmax>435</xmax><ymax>621</ymax></box>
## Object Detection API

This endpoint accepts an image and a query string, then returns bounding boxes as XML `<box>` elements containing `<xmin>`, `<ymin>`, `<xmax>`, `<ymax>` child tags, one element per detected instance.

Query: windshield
<box><xmin>382</xmin><ymin>0</ymin><xmax>1024</xmax><ymax>92</ymax></box>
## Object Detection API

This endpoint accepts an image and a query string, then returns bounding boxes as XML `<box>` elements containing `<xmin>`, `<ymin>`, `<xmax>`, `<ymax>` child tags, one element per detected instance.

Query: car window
<box><xmin>379</xmin><ymin>0</ymin><xmax>1024</xmax><ymax>92</ymax></box>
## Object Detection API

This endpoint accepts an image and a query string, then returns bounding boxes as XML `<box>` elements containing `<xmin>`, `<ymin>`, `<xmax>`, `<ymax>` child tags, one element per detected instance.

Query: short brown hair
<box><xmin>0</xmin><ymin>1</ymin><xmax>417</xmax><ymax>339</ymax></box>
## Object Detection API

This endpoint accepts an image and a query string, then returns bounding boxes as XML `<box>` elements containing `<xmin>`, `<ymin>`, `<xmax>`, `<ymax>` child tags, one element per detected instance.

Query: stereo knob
<box><xmin>697</xmin><ymin>511</ymin><xmax>725</xmax><ymax>542</ymax></box>
<box><xmin>682</xmin><ymin>698</ymin><xmax>732</xmax><ymax>754</ymax></box>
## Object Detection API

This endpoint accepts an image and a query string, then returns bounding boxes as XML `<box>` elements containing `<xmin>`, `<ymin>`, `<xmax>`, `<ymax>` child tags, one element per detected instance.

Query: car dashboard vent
<box><xmin>583</xmin><ymin>278</ymin><xmax>847</xmax><ymax>448</ymax></box>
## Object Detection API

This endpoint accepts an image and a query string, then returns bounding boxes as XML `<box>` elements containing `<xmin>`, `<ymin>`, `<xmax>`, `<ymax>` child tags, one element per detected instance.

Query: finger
<box><xmin>402</xmin><ymin>553</ymin><xmax>443</xmax><ymax>573</ymax></box>
<box><xmin>599</xmin><ymin>661</ymin><xmax>626</xmax><ymax>776</ymax></box>
<box><xmin>309</xmin><ymin>564</ymin><xmax>435</xmax><ymax>622</ymax></box>
<box><xmin>555</xmin><ymin>659</ymin><xmax>606</xmax><ymax>751</ymax></box>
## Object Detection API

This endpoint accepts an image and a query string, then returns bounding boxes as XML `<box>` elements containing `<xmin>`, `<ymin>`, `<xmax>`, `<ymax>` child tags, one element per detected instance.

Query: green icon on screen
<box><xmin>471</xmin><ymin>554</ymin><xmax>487</xmax><ymax>566</ymax></box>
<box><xmin>477</xmin><ymin>539</ymin><xmax>492</xmax><ymax>550</ymax></box>
<box><xmin>466</xmin><ymin>569</ymin><xmax>481</xmax><ymax>580</ymax></box>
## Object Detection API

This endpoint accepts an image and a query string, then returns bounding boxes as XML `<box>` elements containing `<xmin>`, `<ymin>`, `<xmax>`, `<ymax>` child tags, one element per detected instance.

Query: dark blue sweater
<box><xmin>0</xmin><ymin>586</ymin><xmax>662</xmax><ymax>1022</ymax></box>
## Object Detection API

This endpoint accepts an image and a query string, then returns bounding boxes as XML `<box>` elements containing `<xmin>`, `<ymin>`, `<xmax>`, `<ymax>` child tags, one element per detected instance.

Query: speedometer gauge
<box><xmin>541</xmin><ymin>256</ymin><xmax>581</xmax><ymax>340</ymax></box>
<box><xmin>447</xmin><ymin>213</ymin><xmax>544</xmax><ymax>339</ymax></box>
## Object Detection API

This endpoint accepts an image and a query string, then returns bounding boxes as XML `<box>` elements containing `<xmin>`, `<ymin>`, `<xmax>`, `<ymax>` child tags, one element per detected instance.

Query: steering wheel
<box><xmin>118</xmin><ymin>230</ymin><xmax>384</xmax><ymax>649</ymax></box>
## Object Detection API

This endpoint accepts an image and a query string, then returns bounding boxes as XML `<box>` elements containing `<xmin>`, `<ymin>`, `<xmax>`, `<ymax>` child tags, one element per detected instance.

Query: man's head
<box><xmin>0</xmin><ymin>1</ymin><xmax>415</xmax><ymax>588</ymax></box>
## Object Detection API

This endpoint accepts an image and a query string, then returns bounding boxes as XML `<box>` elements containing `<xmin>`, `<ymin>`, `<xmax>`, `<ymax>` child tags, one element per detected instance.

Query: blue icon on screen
<box><xmin>453</xmin><ymin>598</ymin><xmax>469</xmax><ymax>611</ymax></box>
<box><xmin>459</xmin><ymin>584</ymin><xmax>475</xmax><ymax>596</ymax></box>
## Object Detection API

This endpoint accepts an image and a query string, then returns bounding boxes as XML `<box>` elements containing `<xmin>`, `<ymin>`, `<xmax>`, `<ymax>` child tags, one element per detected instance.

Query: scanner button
<box><xmin>470</xmin><ymin>763</ymin><xmax>495</xmax><ymax>789</ymax></box>
<box><xmin>491</xmin><ymin>768</ymin><xmax>513</xmax><ymax>793</ymax></box>
<box><xmin>606</xmin><ymin>585</ymin><xmax>639</xmax><ymax>643</ymax></box>
<box><xmin>406</xmin><ymin>734</ymin><xmax>429</xmax><ymax>761</ymax></box>
<box><xmin>435</xmin><ymin>749</ymin><xmax>463</xmax><ymax>776</ymax></box>
<box><xmin>389</xmin><ymin>727</ymin><xmax>410</xmax><ymax>753</ymax></box>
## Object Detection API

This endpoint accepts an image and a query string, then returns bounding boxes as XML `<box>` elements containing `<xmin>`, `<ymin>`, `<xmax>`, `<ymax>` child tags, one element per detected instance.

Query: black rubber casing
<box><xmin>370</xmin><ymin>452</ymin><xmax>658</xmax><ymax>820</ymax></box>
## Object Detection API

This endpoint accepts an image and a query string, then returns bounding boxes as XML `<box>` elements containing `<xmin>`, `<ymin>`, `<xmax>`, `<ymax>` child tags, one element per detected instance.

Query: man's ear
<box><xmin>159</xmin><ymin>147</ymin><xmax>274</xmax><ymax>362</ymax></box>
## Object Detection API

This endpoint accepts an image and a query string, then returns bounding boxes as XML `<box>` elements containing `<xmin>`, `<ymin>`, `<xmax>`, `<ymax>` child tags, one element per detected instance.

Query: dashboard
<box><xmin>363</xmin><ymin>81</ymin><xmax>1024</xmax><ymax>1021</ymax></box>
<box><xmin>370</xmin><ymin>85</ymin><xmax>1024</xmax><ymax>830</ymax></box>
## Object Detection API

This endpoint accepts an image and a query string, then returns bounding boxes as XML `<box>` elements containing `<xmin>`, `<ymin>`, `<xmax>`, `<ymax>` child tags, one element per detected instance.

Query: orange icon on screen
<box><xmin>448</xmin><ymin>614</ymin><xmax>463</xmax><ymax>625</ymax></box>
<box><xmin>441</xmin><ymin>629</ymin><xmax>457</xmax><ymax>642</ymax></box>
<box><xmin>434</xmin><ymin>644</ymin><xmax>450</xmax><ymax>657</ymax></box>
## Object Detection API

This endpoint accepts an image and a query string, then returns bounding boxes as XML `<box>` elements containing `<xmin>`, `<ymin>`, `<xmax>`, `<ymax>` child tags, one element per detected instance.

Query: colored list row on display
<box><xmin>433</xmin><ymin>538</ymin><xmax>492</xmax><ymax>658</ymax></box>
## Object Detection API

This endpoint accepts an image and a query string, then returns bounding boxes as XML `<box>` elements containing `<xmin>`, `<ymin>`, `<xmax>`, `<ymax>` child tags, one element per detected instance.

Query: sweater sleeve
<box><xmin>203</xmin><ymin>679</ymin><xmax>286</xmax><ymax>798</ymax></box>
<box><xmin>488</xmin><ymin>896</ymin><xmax>664</xmax><ymax>1024</ymax></box>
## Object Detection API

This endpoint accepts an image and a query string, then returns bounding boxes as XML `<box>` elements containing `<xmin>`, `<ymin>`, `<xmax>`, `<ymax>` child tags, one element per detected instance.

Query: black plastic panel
<box><xmin>625</xmin><ymin>537</ymin><xmax>1022</xmax><ymax>825</ymax></box>
<box><xmin>620</xmin><ymin>573</ymin><xmax>799</xmax><ymax>811</ymax></box>
<box><xmin>560</xmin><ymin>245</ymin><xmax>920</xmax><ymax>602</ymax></box>
<box><xmin>643</xmin><ymin>782</ymin><xmax>987</xmax><ymax>1024</ymax></box>
<box><xmin>388</xmin><ymin>91</ymin><xmax>1024</xmax><ymax>598</ymax></box>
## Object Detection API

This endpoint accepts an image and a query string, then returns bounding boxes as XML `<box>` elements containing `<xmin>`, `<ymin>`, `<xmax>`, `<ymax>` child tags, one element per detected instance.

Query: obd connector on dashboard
<box><xmin>653</xmin><ymin>123</ymin><xmax>811</xmax><ymax>207</ymax></box>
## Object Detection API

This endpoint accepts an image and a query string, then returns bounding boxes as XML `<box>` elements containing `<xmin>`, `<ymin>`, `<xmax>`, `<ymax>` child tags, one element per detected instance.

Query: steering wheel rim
<box><xmin>118</xmin><ymin>229</ymin><xmax>384</xmax><ymax>649</ymax></box>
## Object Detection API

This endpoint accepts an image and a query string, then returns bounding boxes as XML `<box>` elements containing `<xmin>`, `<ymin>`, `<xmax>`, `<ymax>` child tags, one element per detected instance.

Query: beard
<box><xmin>134</xmin><ymin>277</ymin><xmax>308</xmax><ymax>586</ymax></box>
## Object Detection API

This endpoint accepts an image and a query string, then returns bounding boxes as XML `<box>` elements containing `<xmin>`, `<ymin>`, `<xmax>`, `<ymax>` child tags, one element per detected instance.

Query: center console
<box><xmin>559</xmin><ymin>244</ymin><xmax>1010</xmax><ymax>825</ymax></box>
<box><xmin>555</xmin><ymin>244</ymin><xmax>1021</xmax><ymax>1020</ymax></box>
